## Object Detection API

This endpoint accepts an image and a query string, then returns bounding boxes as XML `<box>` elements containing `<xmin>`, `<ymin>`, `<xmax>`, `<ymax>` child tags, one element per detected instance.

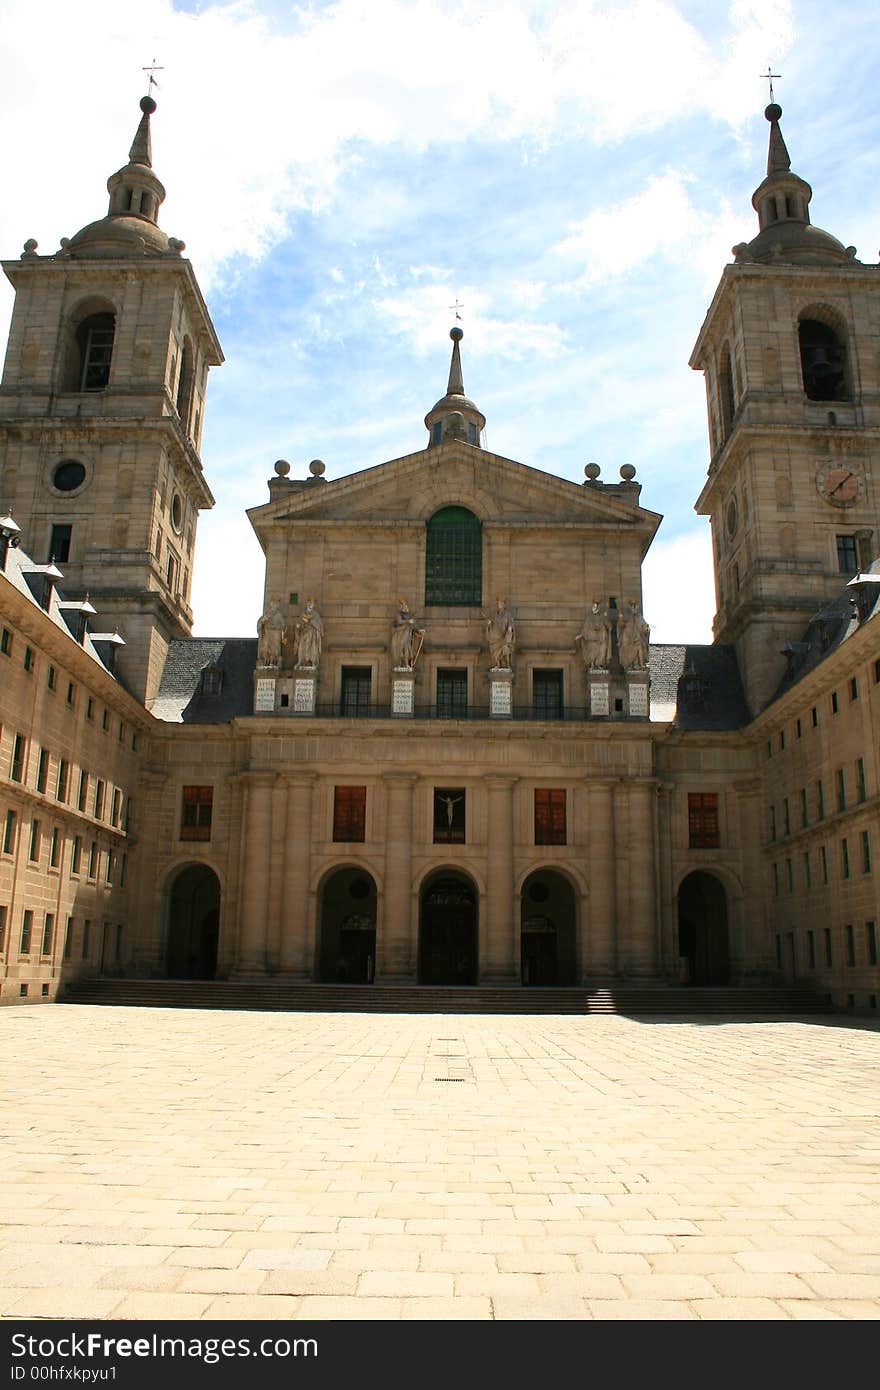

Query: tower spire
<box><xmin>127</xmin><ymin>94</ymin><xmax>156</xmax><ymax>169</ymax></box>
<box><xmin>424</xmin><ymin>327</ymin><xmax>486</xmax><ymax>449</ymax></box>
<box><xmin>764</xmin><ymin>101</ymin><xmax>791</xmax><ymax>174</ymax></box>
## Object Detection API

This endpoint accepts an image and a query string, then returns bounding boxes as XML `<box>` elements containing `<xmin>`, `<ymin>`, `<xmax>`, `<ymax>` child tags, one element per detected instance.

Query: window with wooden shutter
<box><xmin>181</xmin><ymin>786</ymin><xmax>213</xmax><ymax>841</ymax></box>
<box><xmin>688</xmin><ymin>792</ymin><xmax>719</xmax><ymax>848</ymax></box>
<box><xmin>333</xmin><ymin>786</ymin><xmax>366</xmax><ymax>843</ymax></box>
<box><xmin>535</xmin><ymin>788</ymin><xmax>566</xmax><ymax>846</ymax></box>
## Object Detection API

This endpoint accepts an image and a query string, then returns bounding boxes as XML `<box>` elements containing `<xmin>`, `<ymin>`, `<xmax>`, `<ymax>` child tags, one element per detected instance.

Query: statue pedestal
<box><xmin>293</xmin><ymin>668</ymin><xmax>318</xmax><ymax>715</ymax></box>
<box><xmin>587</xmin><ymin>670</ymin><xmax>610</xmax><ymax>717</ymax></box>
<box><xmin>253</xmin><ymin>671</ymin><xmax>276</xmax><ymax>713</ymax></box>
<box><xmin>625</xmin><ymin>671</ymin><xmax>650</xmax><ymax>718</ymax></box>
<box><xmin>391</xmin><ymin>669</ymin><xmax>415</xmax><ymax>717</ymax></box>
<box><xmin>489</xmin><ymin>667</ymin><xmax>514</xmax><ymax>718</ymax></box>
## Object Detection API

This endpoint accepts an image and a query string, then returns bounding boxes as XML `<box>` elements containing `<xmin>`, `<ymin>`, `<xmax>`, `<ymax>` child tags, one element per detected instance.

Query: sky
<box><xmin>1</xmin><ymin>0</ymin><xmax>878</xmax><ymax>643</ymax></box>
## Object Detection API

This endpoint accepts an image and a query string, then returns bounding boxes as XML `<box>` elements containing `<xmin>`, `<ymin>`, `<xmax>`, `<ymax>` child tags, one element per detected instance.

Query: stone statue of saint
<box><xmin>575</xmin><ymin>601</ymin><xmax>612</xmax><ymax>670</ymax></box>
<box><xmin>256</xmin><ymin>596</ymin><xmax>285</xmax><ymax>668</ymax></box>
<box><xmin>617</xmin><ymin>599</ymin><xmax>650</xmax><ymax>671</ymax></box>
<box><xmin>294</xmin><ymin>597</ymin><xmax>324</xmax><ymax>669</ymax></box>
<box><xmin>485</xmin><ymin>596</ymin><xmax>515</xmax><ymax>670</ymax></box>
<box><xmin>390</xmin><ymin>598</ymin><xmax>425</xmax><ymax>670</ymax></box>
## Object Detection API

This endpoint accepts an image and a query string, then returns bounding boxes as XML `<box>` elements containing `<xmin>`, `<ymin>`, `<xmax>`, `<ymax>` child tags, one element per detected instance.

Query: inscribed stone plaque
<box><xmin>392</xmin><ymin>679</ymin><xmax>414</xmax><ymax>715</ymax></box>
<box><xmin>590</xmin><ymin>682</ymin><xmax>610</xmax><ymax>717</ymax></box>
<box><xmin>294</xmin><ymin>677</ymin><xmax>316</xmax><ymax>713</ymax></box>
<box><xmin>255</xmin><ymin>678</ymin><xmax>275</xmax><ymax>712</ymax></box>
<box><xmin>629</xmin><ymin>682</ymin><xmax>649</xmax><ymax>717</ymax></box>
<box><xmin>490</xmin><ymin>680</ymin><xmax>512</xmax><ymax>716</ymax></box>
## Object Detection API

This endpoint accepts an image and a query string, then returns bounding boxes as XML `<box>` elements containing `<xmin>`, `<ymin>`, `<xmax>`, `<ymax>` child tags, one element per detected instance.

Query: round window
<box><xmin>171</xmin><ymin>493</ymin><xmax>183</xmax><ymax>532</ymax></box>
<box><xmin>725</xmin><ymin>495</ymin><xmax>738</xmax><ymax>538</ymax></box>
<box><xmin>52</xmin><ymin>459</ymin><xmax>86</xmax><ymax>493</ymax></box>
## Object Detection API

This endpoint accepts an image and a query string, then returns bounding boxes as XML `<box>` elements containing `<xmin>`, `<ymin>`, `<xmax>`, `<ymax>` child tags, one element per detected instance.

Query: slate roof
<box><xmin>2</xmin><ymin>544</ymin><xmax>120</xmax><ymax>678</ymax></box>
<box><xmin>648</xmin><ymin>643</ymin><xmax>750</xmax><ymax>729</ymax></box>
<box><xmin>150</xmin><ymin>637</ymin><xmax>258</xmax><ymax>723</ymax></box>
<box><xmin>769</xmin><ymin>559</ymin><xmax>880</xmax><ymax>703</ymax></box>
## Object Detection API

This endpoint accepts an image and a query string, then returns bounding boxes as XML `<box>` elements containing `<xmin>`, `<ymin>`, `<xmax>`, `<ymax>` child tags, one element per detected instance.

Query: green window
<box><xmin>425</xmin><ymin>507</ymin><xmax>482</xmax><ymax>606</ymax></box>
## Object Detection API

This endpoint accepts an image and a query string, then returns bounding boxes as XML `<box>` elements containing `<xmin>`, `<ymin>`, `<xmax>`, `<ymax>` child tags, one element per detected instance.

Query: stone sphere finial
<box><xmin>309</xmin><ymin>459</ymin><xmax>326</xmax><ymax>477</ymax></box>
<box><xmin>619</xmin><ymin>464</ymin><xmax>636</xmax><ymax>481</ymax></box>
<box><xmin>584</xmin><ymin>462</ymin><xmax>601</xmax><ymax>481</ymax></box>
<box><xmin>764</xmin><ymin>102</ymin><xmax>782</xmax><ymax>122</ymax></box>
<box><xmin>450</xmin><ymin>326</ymin><xmax>463</xmax><ymax>343</ymax></box>
<box><xmin>274</xmin><ymin>459</ymin><xmax>290</xmax><ymax>477</ymax></box>
<box><xmin>141</xmin><ymin>95</ymin><xmax>157</xmax><ymax>116</ymax></box>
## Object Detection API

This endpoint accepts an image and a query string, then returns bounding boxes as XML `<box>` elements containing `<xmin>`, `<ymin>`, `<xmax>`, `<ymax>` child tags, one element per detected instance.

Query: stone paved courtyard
<box><xmin>1</xmin><ymin>1005</ymin><xmax>879</xmax><ymax>1321</ymax></box>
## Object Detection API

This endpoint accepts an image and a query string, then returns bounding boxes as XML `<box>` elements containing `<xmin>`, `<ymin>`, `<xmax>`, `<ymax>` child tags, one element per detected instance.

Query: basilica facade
<box><xmin>1</xmin><ymin>97</ymin><xmax>878</xmax><ymax>1009</ymax></box>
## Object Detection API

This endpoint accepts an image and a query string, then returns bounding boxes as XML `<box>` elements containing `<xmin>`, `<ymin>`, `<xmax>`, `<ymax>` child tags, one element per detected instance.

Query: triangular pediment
<box><xmin>249</xmin><ymin>443</ymin><xmax>661</xmax><ymax>551</ymax></box>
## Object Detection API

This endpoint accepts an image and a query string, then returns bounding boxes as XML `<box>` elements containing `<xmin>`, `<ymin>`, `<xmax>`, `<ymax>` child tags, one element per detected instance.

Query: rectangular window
<box><xmin>82</xmin><ymin>919</ymin><xmax>90</xmax><ymax>960</ymax></box>
<box><xmin>28</xmin><ymin>819</ymin><xmax>40</xmax><ymax>863</ymax></box>
<box><xmin>532</xmin><ymin>669</ymin><xmax>564</xmax><ymax>720</ymax></box>
<box><xmin>111</xmin><ymin>788</ymin><xmax>121</xmax><ymax>827</ymax></box>
<box><xmin>433</xmin><ymin>788</ymin><xmax>465</xmax><ymax>845</ymax></box>
<box><xmin>57</xmin><ymin>758</ymin><xmax>69</xmax><ymax>802</ymax></box>
<box><xmin>119</xmin><ymin>853</ymin><xmax>126</xmax><ymax>889</ymax></box>
<box><xmin>820</xmin><ymin>845</ymin><xmax>828</xmax><ymax>885</ymax></box>
<box><xmin>333</xmin><ymin>785</ymin><xmax>367</xmax><ymax>843</ymax></box>
<box><xmin>340</xmin><ymin>666</ymin><xmax>372</xmax><ymax>717</ymax></box>
<box><xmin>779</xmin><ymin>730</ymin><xmax>785</xmax><ymax>751</ymax></box>
<box><xmin>796</xmin><ymin>718</ymin><xmax>802</xmax><ymax>739</ymax></box>
<box><xmin>0</xmin><ymin>627</ymin><xmax>11</xmax><ymax>656</ymax></box>
<box><xmin>817</xmin><ymin>781</ymin><xmax>825</xmax><ymax>820</ymax></box>
<box><xmin>3</xmin><ymin>810</ymin><xmax>17</xmax><ymax>855</ymax></box>
<box><xmin>831</xmin><ymin>690</ymin><xmax>839</xmax><ymax>715</ymax></box>
<box><xmin>688</xmin><ymin>793</ymin><xmax>720</xmax><ymax>849</ymax></box>
<box><xmin>436</xmin><ymin>668</ymin><xmax>468</xmax><ymax>718</ymax></box>
<box><xmin>836</xmin><ymin>768</ymin><xmax>846</xmax><ymax>813</ymax></box>
<box><xmin>862</xmin><ymin>830</ymin><xmax>871</xmax><ymax>875</ymax></box>
<box><xmin>181</xmin><ymin>786</ymin><xmax>213</xmax><ymax>841</ymax></box>
<box><xmin>811</xmin><ymin>705</ymin><xmax>818</xmax><ymax>728</ymax></box>
<box><xmin>86</xmin><ymin>698</ymin><xmax>94</xmax><ymax>721</ymax></box>
<box><xmin>20</xmin><ymin>909</ymin><xmax>33</xmax><ymax>954</ymax></box>
<box><xmin>842</xmin><ymin>838</ymin><xmax>850</xmax><ymax>880</ymax></box>
<box><xmin>101</xmin><ymin>709</ymin><xmax>109</xmax><ymax>732</ymax></box>
<box><xmin>773</xmin><ymin>863</ymin><xmax>779</xmax><ymax>897</ymax></box>
<box><xmin>41</xmin><ymin>913</ymin><xmax>54</xmax><ymax>957</ymax></box>
<box><xmin>94</xmin><ymin>779</ymin><xmax>105</xmax><ymax>819</ymax></box>
<box><xmin>63</xmin><ymin>916</ymin><xmax>73</xmax><ymax>960</ymax></box>
<box><xmin>88</xmin><ymin>841</ymin><xmax>97</xmax><ymax>879</ymax></box>
<box><xmin>856</xmin><ymin>757</ymin><xmax>866</xmax><ymax>803</ymax></box>
<box><xmin>0</xmin><ymin>904</ymin><xmax>6</xmax><ymax>953</ymax></box>
<box><xmin>78</xmin><ymin>770</ymin><xmax>88</xmax><ymax>812</ymax></box>
<box><xmin>804</xmin><ymin>851</ymin><xmax>811</xmax><ymax>890</ymax></box>
<box><xmin>47</xmin><ymin>665</ymin><xmax>56</xmax><ymax>691</ymax></box>
<box><xmin>118</xmin><ymin>721</ymin><xmax>125</xmax><ymax>743</ymax></box>
<box><xmin>105</xmin><ymin>851</ymin><xmax>113</xmax><ymax>886</ymax></box>
<box><xmin>786</xmin><ymin>857</ymin><xmax>793</xmax><ymax>893</ymax></box>
<box><xmin>49</xmin><ymin>523</ymin><xmax>72</xmax><ymax>564</ymax></box>
<box><xmin>824</xmin><ymin>927</ymin><xmax>833</xmax><ymax>966</ymax></box>
<box><xmin>799</xmin><ymin>788</ymin><xmax>808</xmax><ymax>829</ymax></box>
<box><xmin>23</xmin><ymin>645</ymin><xmax>34</xmax><ymax>673</ymax></box>
<box><xmin>867</xmin><ymin>921</ymin><xmax>877</xmax><ymax>967</ymax></box>
<box><xmin>71</xmin><ymin>835</ymin><xmax>82</xmax><ymax>875</ymax></box>
<box><xmin>845</xmin><ymin>924</ymin><xmax>856</xmax><ymax>967</ymax></box>
<box><xmin>11</xmin><ymin>733</ymin><xmax>25</xmax><ymax>783</ymax></box>
<box><xmin>836</xmin><ymin>534</ymin><xmax>858</xmax><ymax>574</ymax></box>
<box><xmin>783</xmin><ymin>798</ymin><xmax>790</xmax><ymax>836</ymax></box>
<box><xmin>875</xmin><ymin>659</ymin><xmax>880</xmax><ymax>685</ymax></box>
<box><xmin>850</xmin><ymin>676</ymin><xmax>859</xmax><ymax>701</ymax></box>
<box><xmin>807</xmin><ymin>930</ymin><xmax>815</xmax><ymax>969</ymax></box>
<box><xmin>535</xmin><ymin>788</ymin><xmax>566</xmax><ymax>846</ymax></box>
<box><xmin>770</xmin><ymin>805</ymin><xmax>777</xmax><ymax>842</ymax></box>
<box><xmin>66</xmin><ymin>681</ymin><xmax>75</xmax><ymax>706</ymax></box>
<box><xmin>37</xmin><ymin>748</ymin><xmax>49</xmax><ymax>794</ymax></box>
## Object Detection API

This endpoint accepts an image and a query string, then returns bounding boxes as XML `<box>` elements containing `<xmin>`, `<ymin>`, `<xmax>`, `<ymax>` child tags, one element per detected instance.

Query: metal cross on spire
<box><xmin>449</xmin><ymin>298</ymin><xmax>464</xmax><ymax>322</ymax></box>
<box><xmin>761</xmin><ymin>66</ymin><xmax>781</xmax><ymax>103</ymax></box>
<box><xmin>142</xmin><ymin>58</ymin><xmax>164</xmax><ymax>91</ymax></box>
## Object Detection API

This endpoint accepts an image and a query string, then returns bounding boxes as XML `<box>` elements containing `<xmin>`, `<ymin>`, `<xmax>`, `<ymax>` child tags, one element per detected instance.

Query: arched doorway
<box><xmin>166</xmin><ymin>865</ymin><xmax>220</xmax><ymax>979</ymax></box>
<box><xmin>521</xmin><ymin>871</ymin><xmax>577</xmax><ymax>985</ymax></box>
<box><xmin>419</xmin><ymin>872</ymin><xmax>478</xmax><ymax>985</ymax></box>
<box><xmin>317</xmin><ymin>868</ymin><xmax>377</xmax><ymax>983</ymax></box>
<box><xmin>677</xmin><ymin>871</ymin><xmax>730</xmax><ymax>985</ymax></box>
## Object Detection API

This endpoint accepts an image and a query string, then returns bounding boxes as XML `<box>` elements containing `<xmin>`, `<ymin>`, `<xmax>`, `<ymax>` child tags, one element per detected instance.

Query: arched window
<box><xmin>798</xmin><ymin>318</ymin><xmax>848</xmax><ymax>401</ymax></box>
<box><xmin>76</xmin><ymin>312</ymin><xmax>115</xmax><ymax>390</ymax></box>
<box><xmin>176</xmin><ymin>337</ymin><xmax>195</xmax><ymax>430</ymax></box>
<box><xmin>425</xmin><ymin>506</ymin><xmax>482</xmax><ymax>606</ymax></box>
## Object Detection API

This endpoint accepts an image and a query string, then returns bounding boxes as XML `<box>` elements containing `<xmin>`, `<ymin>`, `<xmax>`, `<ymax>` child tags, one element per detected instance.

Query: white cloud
<box><xmin>374</xmin><ymin>282</ymin><xmax>566</xmax><ymax>359</ymax></box>
<box><xmin>642</xmin><ymin>528</ymin><xmax>716</xmax><ymax>644</ymax></box>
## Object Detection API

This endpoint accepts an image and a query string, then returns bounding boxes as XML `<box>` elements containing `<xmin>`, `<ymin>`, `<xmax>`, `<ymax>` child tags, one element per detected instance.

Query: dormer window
<box><xmin>201</xmin><ymin>667</ymin><xmax>223</xmax><ymax>696</ymax></box>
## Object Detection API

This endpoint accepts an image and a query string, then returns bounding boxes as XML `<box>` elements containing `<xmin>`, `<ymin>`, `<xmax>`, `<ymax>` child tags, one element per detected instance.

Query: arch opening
<box><xmin>677</xmin><ymin>871</ymin><xmax>730</xmax><ymax>986</ymax></box>
<box><xmin>419</xmin><ymin>871</ymin><xmax>478</xmax><ymax>985</ymax></box>
<box><xmin>798</xmin><ymin>317</ymin><xmax>848</xmax><ymax>401</ymax></box>
<box><xmin>70</xmin><ymin>310</ymin><xmax>116</xmax><ymax>391</ymax></box>
<box><xmin>520</xmin><ymin>871</ymin><xmax>577</xmax><ymax>986</ymax></box>
<box><xmin>165</xmin><ymin>864</ymin><xmax>220</xmax><ymax>979</ymax></box>
<box><xmin>317</xmin><ymin>868</ymin><xmax>377</xmax><ymax>983</ymax></box>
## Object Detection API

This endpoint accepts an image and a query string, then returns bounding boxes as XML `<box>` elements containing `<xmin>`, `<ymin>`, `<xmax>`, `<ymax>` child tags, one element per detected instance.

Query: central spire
<box><xmin>424</xmin><ymin>327</ymin><xmax>486</xmax><ymax>449</ymax></box>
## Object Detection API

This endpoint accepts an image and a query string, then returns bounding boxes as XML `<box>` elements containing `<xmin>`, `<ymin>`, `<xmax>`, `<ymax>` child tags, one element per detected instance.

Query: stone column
<box><xmin>627</xmin><ymin>778</ymin><xmax>658</xmax><ymax>978</ymax></box>
<box><xmin>234</xmin><ymin>771</ymin><xmax>275</xmax><ymax>975</ymax></box>
<box><xmin>734</xmin><ymin>778</ymin><xmax>765</xmax><ymax>978</ymax></box>
<box><xmin>656</xmin><ymin>783</ymin><xmax>676</xmax><ymax>979</ymax></box>
<box><xmin>378</xmin><ymin>773</ymin><xmax>418</xmax><ymax>980</ymax></box>
<box><xmin>280</xmin><ymin>773</ymin><xmax>317</xmax><ymax>977</ymax></box>
<box><xmin>132</xmin><ymin>768</ymin><xmax>167</xmax><ymax>975</ymax></box>
<box><xmin>484</xmin><ymin>775</ymin><xmax>519</xmax><ymax>982</ymax></box>
<box><xmin>584</xmin><ymin>778</ymin><xmax>617</xmax><ymax>979</ymax></box>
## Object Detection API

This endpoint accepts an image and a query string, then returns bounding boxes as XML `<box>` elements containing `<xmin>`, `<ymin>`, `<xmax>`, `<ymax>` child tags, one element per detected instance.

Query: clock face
<box><xmin>816</xmin><ymin>462</ymin><xmax>860</xmax><ymax>507</ymax></box>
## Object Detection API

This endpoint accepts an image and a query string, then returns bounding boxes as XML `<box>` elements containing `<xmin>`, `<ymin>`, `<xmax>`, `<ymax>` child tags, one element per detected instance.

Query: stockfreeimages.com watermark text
<box><xmin>10</xmin><ymin>1331</ymin><xmax>317</xmax><ymax>1375</ymax></box>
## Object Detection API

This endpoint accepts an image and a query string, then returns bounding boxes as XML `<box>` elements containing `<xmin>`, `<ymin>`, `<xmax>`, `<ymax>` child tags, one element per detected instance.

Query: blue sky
<box><xmin>2</xmin><ymin>0</ymin><xmax>878</xmax><ymax>642</ymax></box>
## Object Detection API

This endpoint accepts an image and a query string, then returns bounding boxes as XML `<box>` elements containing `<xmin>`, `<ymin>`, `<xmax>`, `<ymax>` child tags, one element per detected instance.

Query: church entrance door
<box><xmin>165</xmin><ymin>865</ymin><xmax>220</xmax><ymax>979</ymax></box>
<box><xmin>419</xmin><ymin>873</ymin><xmax>478</xmax><ymax>985</ymax></box>
<box><xmin>677</xmin><ymin>871</ymin><xmax>730</xmax><ymax>985</ymax></box>
<box><xmin>317</xmin><ymin>869</ymin><xmax>377</xmax><ymax>983</ymax></box>
<box><xmin>520</xmin><ymin>871</ymin><xmax>577</xmax><ymax>985</ymax></box>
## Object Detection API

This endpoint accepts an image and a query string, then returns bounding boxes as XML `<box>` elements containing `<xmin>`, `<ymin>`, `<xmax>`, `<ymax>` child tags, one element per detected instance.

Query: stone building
<box><xmin>1</xmin><ymin>97</ymin><xmax>878</xmax><ymax>1009</ymax></box>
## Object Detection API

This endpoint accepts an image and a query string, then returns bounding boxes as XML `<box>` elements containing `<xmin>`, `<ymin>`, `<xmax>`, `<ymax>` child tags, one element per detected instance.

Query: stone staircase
<box><xmin>59</xmin><ymin>977</ymin><xmax>830</xmax><ymax>1017</ymax></box>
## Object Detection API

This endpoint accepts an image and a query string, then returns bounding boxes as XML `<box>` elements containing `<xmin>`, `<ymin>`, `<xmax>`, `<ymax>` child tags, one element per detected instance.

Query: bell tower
<box><xmin>690</xmin><ymin>102</ymin><xmax>879</xmax><ymax>715</ymax></box>
<box><xmin>0</xmin><ymin>95</ymin><xmax>223</xmax><ymax>704</ymax></box>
